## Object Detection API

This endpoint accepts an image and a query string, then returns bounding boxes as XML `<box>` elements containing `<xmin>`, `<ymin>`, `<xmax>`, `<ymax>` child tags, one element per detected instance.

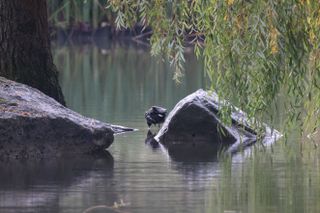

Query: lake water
<box><xmin>0</xmin><ymin>41</ymin><xmax>319</xmax><ymax>213</ymax></box>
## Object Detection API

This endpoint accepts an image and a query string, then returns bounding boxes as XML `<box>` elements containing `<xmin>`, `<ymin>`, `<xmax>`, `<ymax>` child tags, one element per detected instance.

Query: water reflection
<box><xmin>0</xmin><ymin>152</ymin><xmax>117</xmax><ymax>213</ymax></box>
<box><xmin>170</xmin><ymin>161</ymin><xmax>220</xmax><ymax>182</ymax></box>
<box><xmin>0</xmin><ymin>42</ymin><xmax>311</xmax><ymax>213</ymax></box>
<box><xmin>144</xmin><ymin>130</ymin><xmax>160</xmax><ymax>150</ymax></box>
<box><xmin>51</xmin><ymin>42</ymin><xmax>320</xmax><ymax>213</ymax></box>
<box><xmin>166</xmin><ymin>143</ymin><xmax>220</xmax><ymax>162</ymax></box>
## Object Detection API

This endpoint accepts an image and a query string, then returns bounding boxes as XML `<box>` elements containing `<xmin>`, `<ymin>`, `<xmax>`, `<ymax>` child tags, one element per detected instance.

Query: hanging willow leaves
<box><xmin>108</xmin><ymin>0</ymin><xmax>320</xmax><ymax>137</ymax></box>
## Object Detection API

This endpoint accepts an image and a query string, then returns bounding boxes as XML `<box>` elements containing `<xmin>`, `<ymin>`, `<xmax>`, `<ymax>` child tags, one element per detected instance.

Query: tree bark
<box><xmin>0</xmin><ymin>0</ymin><xmax>65</xmax><ymax>105</ymax></box>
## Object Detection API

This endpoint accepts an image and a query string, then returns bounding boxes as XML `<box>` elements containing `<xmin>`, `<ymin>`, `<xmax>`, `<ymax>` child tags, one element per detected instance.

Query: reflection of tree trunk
<box><xmin>0</xmin><ymin>0</ymin><xmax>65</xmax><ymax>105</ymax></box>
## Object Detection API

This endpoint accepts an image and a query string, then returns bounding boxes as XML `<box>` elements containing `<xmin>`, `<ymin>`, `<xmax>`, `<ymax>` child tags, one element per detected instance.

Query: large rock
<box><xmin>155</xmin><ymin>89</ymin><xmax>281</xmax><ymax>159</ymax></box>
<box><xmin>0</xmin><ymin>77</ymin><xmax>134</xmax><ymax>159</ymax></box>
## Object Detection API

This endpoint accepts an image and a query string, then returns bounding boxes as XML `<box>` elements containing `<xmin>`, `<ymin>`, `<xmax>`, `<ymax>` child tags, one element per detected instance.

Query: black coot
<box><xmin>145</xmin><ymin>106</ymin><xmax>167</xmax><ymax>128</ymax></box>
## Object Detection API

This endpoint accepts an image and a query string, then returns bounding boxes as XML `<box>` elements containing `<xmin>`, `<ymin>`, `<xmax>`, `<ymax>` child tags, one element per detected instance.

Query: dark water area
<box><xmin>0</xmin><ymin>41</ymin><xmax>319</xmax><ymax>213</ymax></box>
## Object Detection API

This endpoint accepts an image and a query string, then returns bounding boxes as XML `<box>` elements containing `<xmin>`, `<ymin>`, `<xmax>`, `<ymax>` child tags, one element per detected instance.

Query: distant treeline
<box><xmin>48</xmin><ymin>0</ymin><xmax>152</xmax><ymax>42</ymax></box>
<box><xmin>48</xmin><ymin>0</ymin><xmax>114</xmax><ymax>29</ymax></box>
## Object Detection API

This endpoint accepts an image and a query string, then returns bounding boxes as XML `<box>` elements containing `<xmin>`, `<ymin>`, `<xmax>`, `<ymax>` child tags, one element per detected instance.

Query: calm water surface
<box><xmin>0</xmin><ymin>42</ymin><xmax>319</xmax><ymax>213</ymax></box>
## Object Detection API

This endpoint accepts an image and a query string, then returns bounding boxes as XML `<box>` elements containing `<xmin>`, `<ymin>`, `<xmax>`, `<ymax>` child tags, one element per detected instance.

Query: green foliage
<box><xmin>108</xmin><ymin>0</ymin><xmax>320</xmax><ymax>137</ymax></box>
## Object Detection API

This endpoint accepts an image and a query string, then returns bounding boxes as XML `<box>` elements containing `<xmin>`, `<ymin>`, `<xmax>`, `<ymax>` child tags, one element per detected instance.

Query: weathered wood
<box><xmin>155</xmin><ymin>89</ymin><xmax>282</xmax><ymax>160</ymax></box>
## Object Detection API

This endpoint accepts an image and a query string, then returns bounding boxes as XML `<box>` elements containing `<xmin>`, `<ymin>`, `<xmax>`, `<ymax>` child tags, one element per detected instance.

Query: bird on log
<box><xmin>145</xmin><ymin>106</ymin><xmax>167</xmax><ymax>128</ymax></box>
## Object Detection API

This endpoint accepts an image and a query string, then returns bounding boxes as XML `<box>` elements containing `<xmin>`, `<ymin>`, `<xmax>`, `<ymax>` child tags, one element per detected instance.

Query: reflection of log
<box><xmin>167</xmin><ymin>142</ymin><xmax>220</xmax><ymax>162</ymax></box>
<box><xmin>0</xmin><ymin>152</ymin><xmax>115</xmax><ymax>211</ymax></box>
<box><xmin>155</xmin><ymin>89</ymin><xmax>281</xmax><ymax>161</ymax></box>
<box><xmin>144</xmin><ymin>130</ymin><xmax>160</xmax><ymax>150</ymax></box>
<box><xmin>0</xmin><ymin>152</ymin><xmax>114</xmax><ymax>188</ymax></box>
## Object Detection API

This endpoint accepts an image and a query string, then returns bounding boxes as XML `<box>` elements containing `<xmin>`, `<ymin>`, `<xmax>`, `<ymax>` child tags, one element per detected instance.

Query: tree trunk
<box><xmin>0</xmin><ymin>0</ymin><xmax>65</xmax><ymax>105</ymax></box>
